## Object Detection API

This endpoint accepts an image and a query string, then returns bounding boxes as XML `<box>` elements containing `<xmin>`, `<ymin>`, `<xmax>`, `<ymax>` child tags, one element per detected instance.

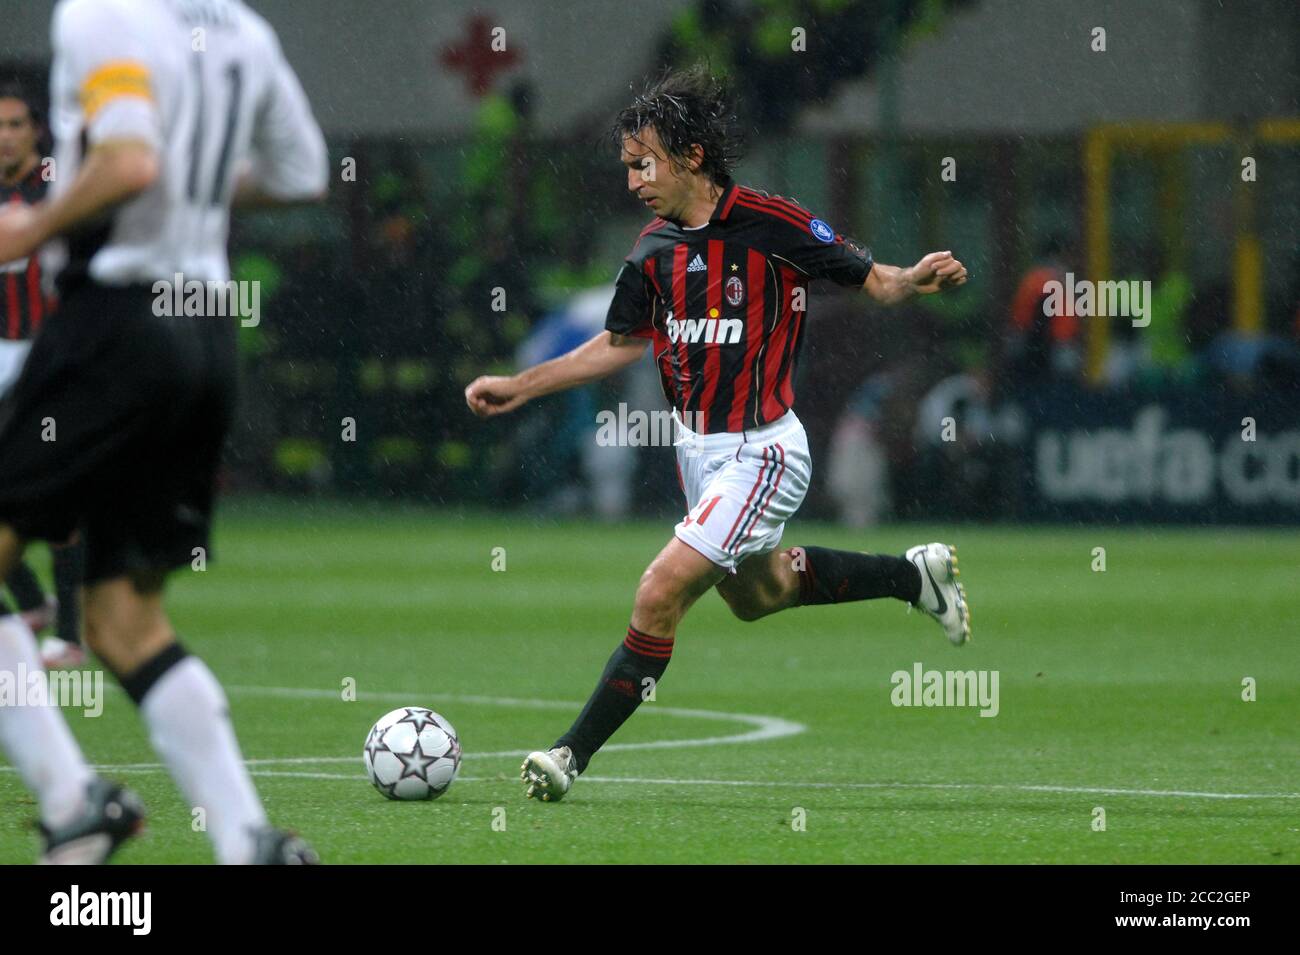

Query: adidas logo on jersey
<box><xmin>686</xmin><ymin>254</ymin><xmax>706</xmax><ymax>273</ymax></box>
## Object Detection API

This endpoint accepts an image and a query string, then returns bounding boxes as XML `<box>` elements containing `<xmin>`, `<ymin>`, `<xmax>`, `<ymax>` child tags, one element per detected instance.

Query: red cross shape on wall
<box><xmin>440</xmin><ymin>14</ymin><xmax>523</xmax><ymax>97</ymax></box>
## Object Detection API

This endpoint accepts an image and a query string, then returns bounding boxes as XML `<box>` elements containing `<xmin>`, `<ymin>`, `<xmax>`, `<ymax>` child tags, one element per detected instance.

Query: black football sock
<box><xmin>554</xmin><ymin>624</ymin><xmax>674</xmax><ymax>774</ymax></box>
<box><xmin>52</xmin><ymin>540</ymin><xmax>85</xmax><ymax>645</ymax></box>
<box><xmin>792</xmin><ymin>546</ymin><xmax>921</xmax><ymax>605</ymax></box>
<box><xmin>5</xmin><ymin>562</ymin><xmax>45</xmax><ymax>613</ymax></box>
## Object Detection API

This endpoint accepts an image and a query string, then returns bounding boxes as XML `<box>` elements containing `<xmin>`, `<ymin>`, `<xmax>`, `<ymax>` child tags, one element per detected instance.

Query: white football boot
<box><xmin>905</xmin><ymin>542</ymin><xmax>971</xmax><ymax>646</ymax></box>
<box><xmin>521</xmin><ymin>746</ymin><xmax>579</xmax><ymax>802</ymax></box>
<box><xmin>39</xmin><ymin>778</ymin><xmax>145</xmax><ymax>864</ymax></box>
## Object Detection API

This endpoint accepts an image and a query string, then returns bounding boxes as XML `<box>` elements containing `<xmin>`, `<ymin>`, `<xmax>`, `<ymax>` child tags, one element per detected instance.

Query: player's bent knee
<box><xmin>716</xmin><ymin>584</ymin><xmax>765</xmax><ymax>622</ymax></box>
<box><xmin>81</xmin><ymin>613</ymin><xmax>140</xmax><ymax>662</ymax></box>
<box><xmin>633</xmin><ymin>568</ymin><xmax>687</xmax><ymax>628</ymax></box>
<box><xmin>632</xmin><ymin>580</ymin><xmax>675</xmax><ymax>626</ymax></box>
<box><xmin>83</xmin><ymin>576</ymin><xmax>172</xmax><ymax>658</ymax></box>
<box><xmin>730</xmin><ymin>600</ymin><xmax>768</xmax><ymax>622</ymax></box>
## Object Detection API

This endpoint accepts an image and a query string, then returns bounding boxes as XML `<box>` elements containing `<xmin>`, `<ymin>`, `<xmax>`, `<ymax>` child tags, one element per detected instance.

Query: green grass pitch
<box><xmin>2</xmin><ymin>500</ymin><xmax>1297</xmax><ymax>863</ymax></box>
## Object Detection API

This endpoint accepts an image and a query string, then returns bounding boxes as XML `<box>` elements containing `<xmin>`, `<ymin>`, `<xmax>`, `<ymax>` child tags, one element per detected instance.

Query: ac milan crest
<box><xmin>725</xmin><ymin>275</ymin><xmax>744</xmax><ymax>307</ymax></box>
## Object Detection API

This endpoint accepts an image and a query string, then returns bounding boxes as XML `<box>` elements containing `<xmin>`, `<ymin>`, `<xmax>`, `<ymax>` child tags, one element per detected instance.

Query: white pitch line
<box><xmin>229</xmin><ymin>771</ymin><xmax>1300</xmax><ymax>800</ymax></box>
<box><xmin>10</xmin><ymin>764</ymin><xmax>1295</xmax><ymax>801</ymax></box>
<box><xmin>220</xmin><ymin>684</ymin><xmax>807</xmax><ymax>755</ymax></box>
<box><xmin>0</xmin><ymin>683</ymin><xmax>805</xmax><ymax>773</ymax></box>
<box><xmin>576</xmin><ymin>777</ymin><xmax>1300</xmax><ymax>800</ymax></box>
<box><xmin>7</xmin><ymin>684</ymin><xmax>1296</xmax><ymax>800</ymax></box>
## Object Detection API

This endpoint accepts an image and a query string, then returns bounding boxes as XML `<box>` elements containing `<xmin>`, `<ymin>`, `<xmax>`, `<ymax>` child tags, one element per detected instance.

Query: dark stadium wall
<box><xmin>0</xmin><ymin>0</ymin><xmax>696</xmax><ymax>136</ymax></box>
<box><xmin>3</xmin><ymin>1</ymin><xmax>1296</xmax><ymax>137</ymax></box>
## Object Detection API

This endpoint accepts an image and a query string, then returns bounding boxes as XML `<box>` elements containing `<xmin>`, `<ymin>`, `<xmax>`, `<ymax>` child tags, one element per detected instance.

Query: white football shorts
<box><xmin>672</xmin><ymin>408</ymin><xmax>812</xmax><ymax>574</ymax></box>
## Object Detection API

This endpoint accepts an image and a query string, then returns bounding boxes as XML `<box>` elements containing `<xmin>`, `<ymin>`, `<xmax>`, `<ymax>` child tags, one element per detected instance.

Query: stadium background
<box><xmin>1</xmin><ymin>0</ymin><xmax>1298</xmax><ymax>868</ymax></box>
<box><xmin>4</xmin><ymin>0</ymin><xmax>1296</xmax><ymax>525</ymax></box>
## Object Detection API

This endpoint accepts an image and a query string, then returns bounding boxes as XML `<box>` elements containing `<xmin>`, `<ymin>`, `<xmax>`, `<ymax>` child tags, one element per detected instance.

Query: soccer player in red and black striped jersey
<box><xmin>0</xmin><ymin>82</ymin><xmax>84</xmax><ymax>666</ymax></box>
<box><xmin>465</xmin><ymin>67</ymin><xmax>972</xmax><ymax>802</ymax></box>
<box><xmin>0</xmin><ymin>86</ymin><xmax>50</xmax><ymax>343</ymax></box>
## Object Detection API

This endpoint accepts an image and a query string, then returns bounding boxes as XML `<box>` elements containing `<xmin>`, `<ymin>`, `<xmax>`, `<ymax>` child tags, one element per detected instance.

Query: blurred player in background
<box><xmin>466</xmin><ymin>67</ymin><xmax>971</xmax><ymax>802</ymax></box>
<box><xmin>0</xmin><ymin>82</ymin><xmax>86</xmax><ymax>669</ymax></box>
<box><xmin>0</xmin><ymin>0</ymin><xmax>327</xmax><ymax>863</ymax></box>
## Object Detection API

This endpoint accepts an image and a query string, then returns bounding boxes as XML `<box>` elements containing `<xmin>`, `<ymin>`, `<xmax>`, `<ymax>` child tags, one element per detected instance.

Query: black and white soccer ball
<box><xmin>363</xmin><ymin>707</ymin><xmax>461</xmax><ymax>800</ymax></box>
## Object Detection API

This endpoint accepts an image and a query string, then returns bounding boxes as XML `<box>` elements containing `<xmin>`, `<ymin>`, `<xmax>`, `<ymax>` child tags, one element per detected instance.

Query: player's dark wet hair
<box><xmin>0</xmin><ymin>81</ymin><xmax>40</xmax><ymax>125</ymax></box>
<box><xmin>612</xmin><ymin>65</ymin><xmax>743</xmax><ymax>185</ymax></box>
<box><xmin>0</xmin><ymin>80</ymin><xmax>41</xmax><ymax>135</ymax></box>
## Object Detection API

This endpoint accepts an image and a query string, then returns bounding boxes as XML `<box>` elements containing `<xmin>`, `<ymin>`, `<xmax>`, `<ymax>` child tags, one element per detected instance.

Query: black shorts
<box><xmin>0</xmin><ymin>280</ymin><xmax>237</xmax><ymax>585</ymax></box>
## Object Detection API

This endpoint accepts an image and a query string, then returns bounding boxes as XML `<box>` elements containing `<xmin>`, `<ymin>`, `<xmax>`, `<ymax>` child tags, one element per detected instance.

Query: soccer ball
<box><xmin>363</xmin><ymin>707</ymin><xmax>461</xmax><ymax>800</ymax></box>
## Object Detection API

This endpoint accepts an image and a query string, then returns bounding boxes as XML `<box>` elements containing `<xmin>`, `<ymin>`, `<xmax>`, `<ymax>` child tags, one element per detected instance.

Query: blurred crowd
<box><xmin>223</xmin><ymin>85</ymin><xmax>1300</xmax><ymax>524</ymax></box>
<box><xmin>224</xmin><ymin>111</ymin><xmax>1300</xmax><ymax>523</ymax></box>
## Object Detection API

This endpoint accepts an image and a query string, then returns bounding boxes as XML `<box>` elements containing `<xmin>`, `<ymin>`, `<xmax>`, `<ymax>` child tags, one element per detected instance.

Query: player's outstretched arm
<box><xmin>863</xmin><ymin>251</ymin><xmax>968</xmax><ymax>306</ymax></box>
<box><xmin>465</xmin><ymin>330</ymin><xmax>649</xmax><ymax>418</ymax></box>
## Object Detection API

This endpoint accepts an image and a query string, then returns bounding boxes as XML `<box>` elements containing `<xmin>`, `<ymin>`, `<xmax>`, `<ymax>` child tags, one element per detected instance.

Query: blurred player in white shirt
<box><xmin>0</xmin><ymin>0</ymin><xmax>327</xmax><ymax>864</ymax></box>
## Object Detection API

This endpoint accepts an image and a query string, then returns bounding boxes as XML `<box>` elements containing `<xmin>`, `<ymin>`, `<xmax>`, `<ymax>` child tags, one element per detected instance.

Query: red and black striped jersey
<box><xmin>0</xmin><ymin>161</ymin><xmax>51</xmax><ymax>341</ymax></box>
<box><xmin>605</xmin><ymin>180</ymin><xmax>872</xmax><ymax>435</ymax></box>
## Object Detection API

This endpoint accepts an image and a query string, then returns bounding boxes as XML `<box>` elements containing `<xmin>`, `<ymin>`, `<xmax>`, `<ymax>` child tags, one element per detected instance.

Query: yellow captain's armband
<box><xmin>80</xmin><ymin>61</ymin><xmax>153</xmax><ymax>120</ymax></box>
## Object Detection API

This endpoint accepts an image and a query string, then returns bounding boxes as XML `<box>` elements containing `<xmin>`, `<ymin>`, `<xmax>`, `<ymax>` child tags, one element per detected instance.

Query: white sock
<box><xmin>139</xmin><ymin>655</ymin><xmax>267</xmax><ymax>864</ymax></box>
<box><xmin>0</xmin><ymin>615</ymin><xmax>94</xmax><ymax>827</ymax></box>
